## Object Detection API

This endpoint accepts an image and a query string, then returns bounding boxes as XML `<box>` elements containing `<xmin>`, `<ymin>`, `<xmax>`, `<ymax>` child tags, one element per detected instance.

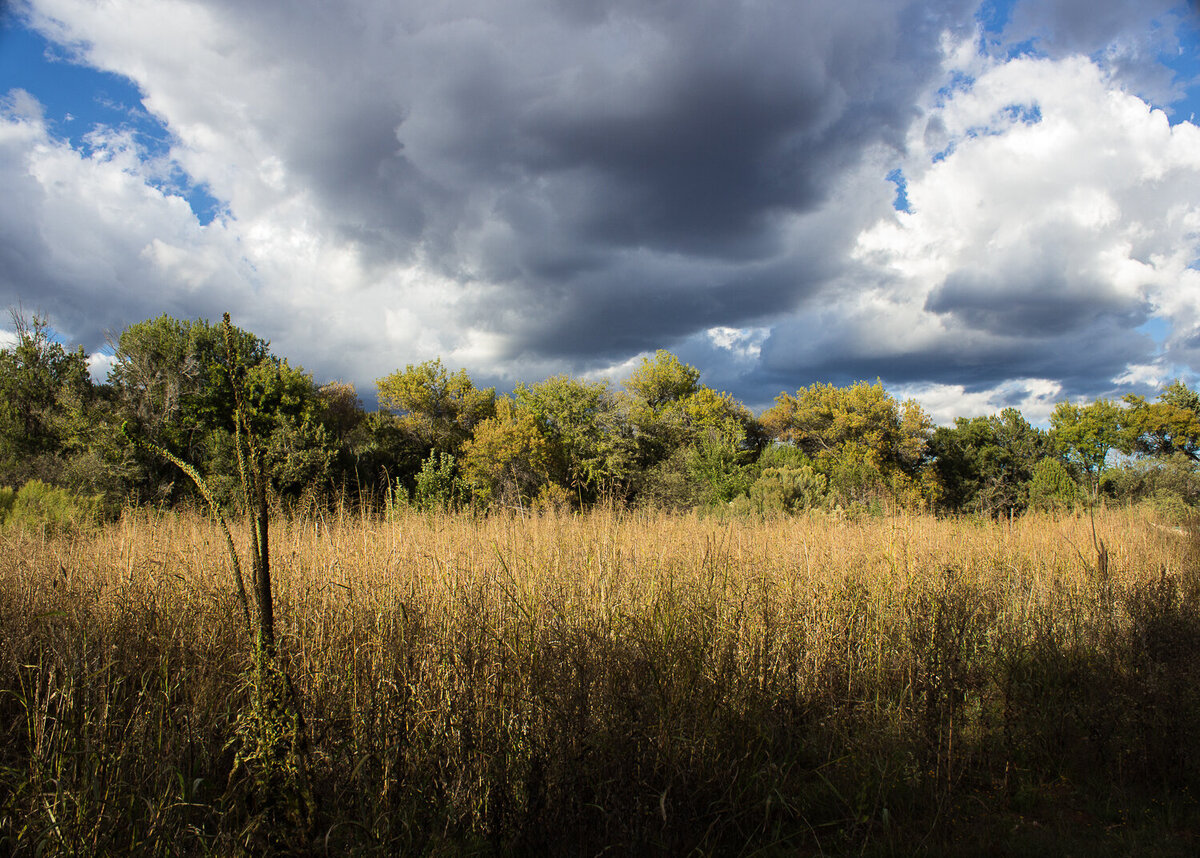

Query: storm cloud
<box><xmin>1</xmin><ymin>0</ymin><xmax>1199</xmax><ymax>421</ymax></box>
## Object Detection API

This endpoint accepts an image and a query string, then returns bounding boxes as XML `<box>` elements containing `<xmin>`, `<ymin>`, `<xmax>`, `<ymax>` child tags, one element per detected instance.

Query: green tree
<box><xmin>747</xmin><ymin>464</ymin><xmax>827</xmax><ymax>514</ymax></box>
<box><xmin>110</xmin><ymin>314</ymin><xmax>335</xmax><ymax>505</ymax></box>
<box><xmin>514</xmin><ymin>374</ymin><xmax>634</xmax><ymax>502</ymax></box>
<box><xmin>110</xmin><ymin>314</ymin><xmax>270</xmax><ymax>455</ymax></box>
<box><xmin>624</xmin><ymin>349</ymin><xmax>701</xmax><ymax>409</ymax></box>
<box><xmin>622</xmin><ymin>351</ymin><xmax>703</xmax><ymax>467</ymax></box>
<box><xmin>761</xmin><ymin>380</ymin><xmax>933</xmax><ymax>507</ymax></box>
<box><xmin>685</xmin><ymin>418</ymin><xmax>759</xmax><ymax>505</ymax></box>
<box><xmin>621</xmin><ymin>352</ymin><xmax>763</xmax><ymax>505</ymax></box>
<box><xmin>110</xmin><ymin>315</ymin><xmax>270</xmax><ymax>500</ymax></box>
<box><xmin>412</xmin><ymin>450</ymin><xmax>467</xmax><ymax>511</ymax></box>
<box><xmin>1050</xmin><ymin>398</ymin><xmax>1131</xmax><ymax>497</ymax></box>
<box><xmin>1101</xmin><ymin>453</ymin><xmax>1200</xmax><ymax>511</ymax></box>
<box><xmin>928</xmin><ymin>409</ymin><xmax>1050</xmax><ymax>515</ymax></box>
<box><xmin>1027</xmin><ymin>457</ymin><xmax>1082</xmax><ymax>512</ymax></box>
<box><xmin>0</xmin><ymin>312</ymin><xmax>94</xmax><ymax>487</ymax></box>
<box><xmin>204</xmin><ymin>358</ymin><xmax>335</xmax><ymax>503</ymax></box>
<box><xmin>1122</xmin><ymin>380</ymin><xmax>1200</xmax><ymax>462</ymax></box>
<box><xmin>460</xmin><ymin>398</ymin><xmax>552</xmax><ymax>508</ymax></box>
<box><xmin>376</xmin><ymin>358</ymin><xmax>496</xmax><ymax>459</ymax></box>
<box><xmin>761</xmin><ymin>380</ymin><xmax>929</xmax><ymax>467</ymax></box>
<box><xmin>342</xmin><ymin>411</ymin><xmax>425</xmax><ymax>495</ymax></box>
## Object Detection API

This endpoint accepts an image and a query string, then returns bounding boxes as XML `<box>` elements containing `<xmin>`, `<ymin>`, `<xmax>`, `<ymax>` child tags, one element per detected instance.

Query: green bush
<box><xmin>3</xmin><ymin>480</ymin><xmax>100</xmax><ymax>535</ymax></box>
<box><xmin>1027</xmin><ymin>457</ymin><xmax>1082</xmax><ymax>512</ymax></box>
<box><xmin>755</xmin><ymin>442</ymin><xmax>814</xmax><ymax>471</ymax></box>
<box><xmin>413</xmin><ymin>451</ymin><xmax>466</xmax><ymax>511</ymax></box>
<box><xmin>636</xmin><ymin>449</ymin><xmax>704</xmax><ymax>510</ymax></box>
<box><xmin>821</xmin><ymin>442</ymin><xmax>886</xmax><ymax>508</ymax></box>
<box><xmin>748</xmin><ymin>465</ymin><xmax>827</xmax><ymax>514</ymax></box>
<box><xmin>1101</xmin><ymin>453</ymin><xmax>1200</xmax><ymax>509</ymax></box>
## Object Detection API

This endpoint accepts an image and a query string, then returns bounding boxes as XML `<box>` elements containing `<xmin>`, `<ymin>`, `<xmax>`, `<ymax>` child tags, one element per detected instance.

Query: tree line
<box><xmin>3</xmin><ymin>310</ymin><xmax>1198</xmax><ymax>517</ymax></box>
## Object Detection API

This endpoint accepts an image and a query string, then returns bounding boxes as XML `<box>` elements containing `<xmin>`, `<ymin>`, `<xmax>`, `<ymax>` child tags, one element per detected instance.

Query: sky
<box><xmin>1</xmin><ymin>0</ymin><xmax>1199</xmax><ymax>423</ymax></box>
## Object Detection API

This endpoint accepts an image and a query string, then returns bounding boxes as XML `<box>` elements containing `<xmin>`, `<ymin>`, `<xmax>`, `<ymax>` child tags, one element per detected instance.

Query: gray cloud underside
<box><xmin>174</xmin><ymin>2</ymin><xmax>971</xmax><ymax>316</ymax></box>
<box><xmin>761</xmin><ymin>323</ymin><xmax>1150</xmax><ymax>396</ymax></box>
<box><xmin>1</xmin><ymin>0</ymin><xmax>1198</xmax><ymax>418</ymax></box>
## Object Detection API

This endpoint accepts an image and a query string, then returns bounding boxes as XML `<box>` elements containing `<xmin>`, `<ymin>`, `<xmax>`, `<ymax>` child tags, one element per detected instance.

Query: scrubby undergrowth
<box><xmin>1</xmin><ymin>506</ymin><xmax>1198</xmax><ymax>856</ymax></box>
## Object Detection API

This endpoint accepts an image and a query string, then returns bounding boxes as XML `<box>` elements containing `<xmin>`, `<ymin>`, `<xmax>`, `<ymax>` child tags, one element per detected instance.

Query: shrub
<box><xmin>3</xmin><ymin>480</ymin><xmax>101</xmax><ymax>535</ymax></box>
<box><xmin>748</xmin><ymin>465</ymin><xmax>827</xmax><ymax>514</ymax></box>
<box><xmin>635</xmin><ymin>449</ymin><xmax>704</xmax><ymax>510</ymax></box>
<box><xmin>413</xmin><ymin>451</ymin><xmax>466</xmax><ymax>511</ymax></box>
<box><xmin>821</xmin><ymin>442</ymin><xmax>887</xmax><ymax>508</ymax></box>
<box><xmin>755</xmin><ymin>442</ymin><xmax>813</xmax><ymax>471</ymax></box>
<box><xmin>1101</xmin><ymin>453</ymin><xmax>1200</xmax><ymax>509</ymax></box>
<box><xmin>1027</xmin><ymin>457</ymin><xmax>1082</xmax><ymax>512</ymax></box>
<box><xmin>1146</xmin><ymin>490</ymin><xmax>1197</xmax><ymax>527</ymax></box>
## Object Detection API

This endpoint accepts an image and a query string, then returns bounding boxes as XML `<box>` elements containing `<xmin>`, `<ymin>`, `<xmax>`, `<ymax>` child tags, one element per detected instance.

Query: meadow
<box><xmin>1</xmin><ymin>505</ymin><xmax>1199</xmax><ymax>856</ymax></box>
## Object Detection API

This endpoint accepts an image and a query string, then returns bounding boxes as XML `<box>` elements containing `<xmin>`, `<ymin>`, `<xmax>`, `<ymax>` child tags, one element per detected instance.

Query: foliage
<box><xmin>0</xmin><ymin>479</ymin><xmax>101</xmax><ymax>535</ymax></box>
<box><xmin>204</xmin><ymin>358</ymin><xmax>335</xmax><ymax>504</ymax></box>
<box><xmin>460</xmin><ymin>398</ymin><xmax>552</xmax><ymax>508</ymax></box>
<box><xmin>514</xmin><ymin>374</ymin><xmax>633</xmax><ymax>502</ymax></box>
<box><xmin>110</xmin><ymin>314</ymin><xmax>266</xmax><ymax>502</ymax></box>
<box><xmin>20</xmin><ymin>309</ymin><xmax>1200</xmax><ymax>523</ymax></box>
<box><xmin>685</xmin><ymin>419</ymin><xmax>758</xmax><ymax>505</ymax></box>
<box><xmin>755</xmin><ymin>441</ymin><xmax>815</xmax><ymax>470</ymax></box>
<box><xmin>108</xmin><ymin>315</ymin><xmax>344</xmax><ymax>506</ymax></box>
<box><xmin>747</xmin><ymin>464</ymin><xmax>827</xmax><ymax>513</ymax></box>
<box><xmin>762</xmin><ymin>380</ymin><xmax>927</xmax><ymax>464</ymax></box>
<box><xmin>928</xmin><ymin>408</ymin><xmax>1051</xmax><ymax>515</ymax></box>
<box><xmin>820</xmin><ymin>441</ymin><xmax>888</xmax><ymax>510</ymax></box>
<box><xmin>621</xmin><ymin>351</ymin><xmax>703</xmax><ymax>468</ymax></box>
<box><xmin>412</xmin><ymin>450</ymin><xmax>467</xmax><ymax>511</ymax></box>
<box><xmin>317</xmin><ymin>381</ymin><xmax>365</xmax><ymax>446</ymax></box>
<box><xmin>1122</xmin><ymin>379</ymin><xmax>1200</xmax><ymax>462</ymax></box>
<box><xmin>0</xmin><ymin>312</ymin><xmax>93</xmax><ymax>487</ymax></box>
<box><xmin>761</xmin><ymin>380</ymin><xmax>932</xmax><ymax>508</ymax></box>
<box><xmin>1101</xmin><ymin>452</ymin><xmax>1200</xmax><ymax>510</ymax></box>
<box><xmin>1050</xmin><ymin>398</ymin><xmax>1131</xmax><ymax>495</ymax></box>
<box><xmin>110</xmin><ymin>314</ymin><xmax>269</xmax><ymax>455</ymax></box>
<box><xmin>635</xmin><ymin>448</ymin><xmax>705</xmax><ymax>510</ymax></box>
<box><xmin>376</xmin><ymin>358</ymin><xmax>496</xmax><ymax>458</ymax></box>
<box><xmin>622</xmin><ymin>352</ymin><xmax>764</xmax><ymax>505</ymax></box>
<box><xmin>623</xmin><ymin>348</ymin><xmax>701</xmax><ymax>408</ymax></box>
<box><xmin>341</xmin><ymin>411</ymin><xmax>424</xmax><ymax>494</ymax></box>
<box><xmin>1026</xmin><ymin>457</ymin><xmax>1082</xmax><ymax>512</ymax></box>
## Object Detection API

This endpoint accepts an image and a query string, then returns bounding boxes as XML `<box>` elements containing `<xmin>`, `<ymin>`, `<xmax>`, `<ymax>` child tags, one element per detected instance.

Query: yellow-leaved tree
<box><xmin>460</xmin><ymin>397</ymin><xmax>554</xmax><ymax>509</ymax></box>
<box><xmin>760</xmin><ymin>380</ymin><xmax>933</xmax><ymax>509</ymax></box>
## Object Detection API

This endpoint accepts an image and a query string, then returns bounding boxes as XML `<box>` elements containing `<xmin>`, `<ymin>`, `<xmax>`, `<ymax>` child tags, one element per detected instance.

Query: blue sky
<box><xmin>0</xmin><ymin>18</ymin><xmax>221</xmax><ymax>222</ymax></box>
<box><xmin>1</xmin><ymin>0</ymin><xmax>1199</xmax><ymax>422</ymax></box>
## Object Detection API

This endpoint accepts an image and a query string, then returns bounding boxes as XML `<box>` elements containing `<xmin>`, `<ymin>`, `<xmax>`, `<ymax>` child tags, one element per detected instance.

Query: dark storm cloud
<box><xmin>5</xmin><ymin>0</ymin><xmax>1198</xmax><ymax>419</ymax></box>
<box><xmin>1001</xmin><ymin>0</ymin><xmax>1193</xmax><ymax>107</ymax></box>
<box><xmin>925</xmin><ymin>270</ymin><xmax>1149</xmax><ymax>337</ymax></box>
<box><xmin>175</xmin><ymin>0</ymin><xmax>977</xmax><ymax>350</ymax></box>
<box><xmin>753</xmin><ymin>312</ymin><xmax>1151</xmax><ymax>402</ymax></box>
<box><xmin>489</xmin><ymin>261</ymin><xmax>808</xmax><ymax>361</ymax></box>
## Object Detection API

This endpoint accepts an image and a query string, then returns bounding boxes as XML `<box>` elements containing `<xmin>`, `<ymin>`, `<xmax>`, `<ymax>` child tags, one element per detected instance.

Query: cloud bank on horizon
<box><xmin>1</xmin><ymin>0</ymin><xmax>1199</xmax><ymax>422</ymax></box>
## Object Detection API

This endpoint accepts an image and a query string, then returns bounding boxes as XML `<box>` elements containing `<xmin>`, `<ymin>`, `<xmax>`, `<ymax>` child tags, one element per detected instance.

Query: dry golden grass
<box><xmin>44</xmin><ymin>503</ymin><xmax>1187</xmax><ymax>614</ymax></box>
<box><xmin>1</xmin><ymin>505</ymin><xmax>1198</xmax><ymax>856</ymax></box>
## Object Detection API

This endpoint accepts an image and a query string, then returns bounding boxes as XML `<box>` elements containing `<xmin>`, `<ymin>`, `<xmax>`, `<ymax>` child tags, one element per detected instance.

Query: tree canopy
<box><xmin>376</xmin><ymin>358</ymin><xmax>496</xmax><ymax>457</ymax></box>
<box><xmin>7</xmin><ymin>307</ymin><xmax>1200</xmax><ymax>519</ymax></box>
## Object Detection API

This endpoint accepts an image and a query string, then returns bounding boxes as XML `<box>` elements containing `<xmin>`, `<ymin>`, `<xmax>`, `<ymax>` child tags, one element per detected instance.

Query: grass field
<box><xmin>1</xmin><ymin>505</ymin><xmax>1199</xmax><ymax>856</ymax></box>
